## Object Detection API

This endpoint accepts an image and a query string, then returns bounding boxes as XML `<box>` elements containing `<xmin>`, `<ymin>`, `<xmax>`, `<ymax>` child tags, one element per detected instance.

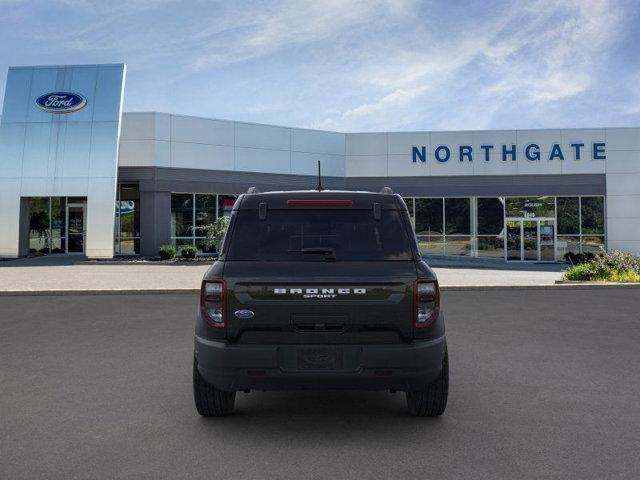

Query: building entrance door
<box><xmin>66</xmin><ymin>203</ymin><xmax>86</xmax><ymax>254</ymax></box>
<box><xmin>505</xmin><ymin>218</ymin><xmax>556</xmax><ymax>261</ymax></box>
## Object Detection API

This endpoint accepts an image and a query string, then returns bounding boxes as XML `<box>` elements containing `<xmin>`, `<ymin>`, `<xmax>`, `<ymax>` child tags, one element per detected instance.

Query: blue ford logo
<box><xmin>35</xmin><ymin>92</ymin><xmax>87</xmax><ymax>114</ymax></box>
<box><xmin>234</xmin><ymin>310</ymin><xmax>255</xmax><ymax>319</ymax></box>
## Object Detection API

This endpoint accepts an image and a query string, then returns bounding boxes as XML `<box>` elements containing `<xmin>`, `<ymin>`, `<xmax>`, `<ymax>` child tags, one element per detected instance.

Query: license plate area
<box><xmin>297</xmin><ymin>347</ymin><xmax>343</xmax><ymax>370</ymax></box>
<box><xmin>278</xmin><ymin>346</ymin><xmax>361</xmax><ymax>372</ymax></box>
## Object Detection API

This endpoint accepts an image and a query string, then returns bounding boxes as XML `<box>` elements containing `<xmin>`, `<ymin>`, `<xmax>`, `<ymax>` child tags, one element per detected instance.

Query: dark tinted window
<box><xmin>227</xmin><ymin>209</ymin><xmax>413</xmax><ymax>261</ymax></box>
<box><xmin>445</xmin><ymin>198</ymin><xmax>470</xmax><ymax>234</ymax></box>
<box><xmin>477</xmin><ymin>198</ymin><xmax>504</xmax><ymax>235</ymax></box>
<box><xmin>581</xmin><ymin>197</ymin><xmax>605</xmax><ymax>234</ymax></box>
<box><xmin>557</xmin><ymin>197</ymin><xmax>579</xmax><ymax>234</ymax></box>
<box><xmin>415</xmin><ymin>198</ymin><xmax>443</xmax><ymax>235</ymax></box>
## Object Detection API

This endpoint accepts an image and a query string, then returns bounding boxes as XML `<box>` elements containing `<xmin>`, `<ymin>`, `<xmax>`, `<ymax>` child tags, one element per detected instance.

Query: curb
<box><xmin>2</xmin><ymin>282</ymin><xmax>640</xmax><ymax>296</ymax></box>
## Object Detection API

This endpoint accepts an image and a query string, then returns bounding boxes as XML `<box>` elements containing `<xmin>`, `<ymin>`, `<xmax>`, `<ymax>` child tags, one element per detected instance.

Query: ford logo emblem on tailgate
<box><xmin>234</xmin><ymin>310</ymin><xmax>255</xmax><ymax>319</ymax></box>
<box><xmin>36</xmin><ymin>92</ymin><xmax>87</xmax><ymax>114</ymax></box>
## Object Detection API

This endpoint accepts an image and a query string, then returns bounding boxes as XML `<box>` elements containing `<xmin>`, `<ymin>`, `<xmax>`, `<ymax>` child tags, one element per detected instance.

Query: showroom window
<box><xmin>171</xmin><ymin>193</ymin><xmax>237</xmax><ymax>252</ymax></box>
<box><xmin>557</xmin><ymin>196</ymin><xmax>606</xmax><ymax>256</ymax></box>
<box><xmin>28</xmin><ymin>197</ymin><xmax>66</xmax><ymax>254</ymax></box>
<box><xmin>477</xmin><ymin>197</ymin><xmax>505</xmax><ymax>258</ymax></box>
<box><xmin>411</xmin><ymin>197</ymin><xmax>472</xmax><ymax>256</ymax></box>
<box><xmin>414</xmin><ymin>198</ymin><xmax>444</xmax><ymax>255</ymax></box>
<box><xmin>114</xmin><ymin>184</ymin><xmax>140</xmax><ymax>255</ymax></box>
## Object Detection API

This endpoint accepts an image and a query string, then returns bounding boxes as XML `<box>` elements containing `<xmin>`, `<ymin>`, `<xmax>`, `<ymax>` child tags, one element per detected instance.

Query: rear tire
<box><xmin>406</xmin><ymin>345</ymin><xmax>448</xmax><ymax>417</ymax></box>
<box><xmin>193</xmin><ymin>358</ymin><xmax>236</xmax><ymax>416</ymax></box>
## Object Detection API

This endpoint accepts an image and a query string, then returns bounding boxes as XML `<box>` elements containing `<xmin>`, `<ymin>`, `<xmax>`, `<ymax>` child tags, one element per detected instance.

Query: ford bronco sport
<box><xmin>193</xmin><ymin>188</ymin><xmax>448</xmax><ymax>416</ymax></box>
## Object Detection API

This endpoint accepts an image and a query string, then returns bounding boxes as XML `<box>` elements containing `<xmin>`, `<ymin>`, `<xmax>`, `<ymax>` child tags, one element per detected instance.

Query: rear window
<box><xmin>226</xmin><ymin>209</ymin><xmax>414</xmax><ymax>261</ymax></box>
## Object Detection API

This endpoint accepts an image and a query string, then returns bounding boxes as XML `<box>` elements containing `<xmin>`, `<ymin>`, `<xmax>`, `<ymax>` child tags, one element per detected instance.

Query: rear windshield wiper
<box><xmin>300</xmin><ymin>247</ymin><xmax>337</xmax><ymax>260</ymax></box>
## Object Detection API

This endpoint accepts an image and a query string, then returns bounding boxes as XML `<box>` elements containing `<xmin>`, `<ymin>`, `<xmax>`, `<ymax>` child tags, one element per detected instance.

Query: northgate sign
<box><xmin>412</xmin><ymin>142</ymin><xmax>606</xmax><ymax>163</ymax></box>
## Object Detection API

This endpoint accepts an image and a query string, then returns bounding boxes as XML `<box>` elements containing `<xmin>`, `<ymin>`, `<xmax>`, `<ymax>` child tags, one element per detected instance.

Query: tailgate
<box><xmin>223</xmin><ymin>261</ymin><xmax>416</xmax><ymax>344</ymax></box>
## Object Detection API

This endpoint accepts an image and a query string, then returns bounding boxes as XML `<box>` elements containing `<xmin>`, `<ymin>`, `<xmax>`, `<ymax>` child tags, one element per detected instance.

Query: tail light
<box><xmin>200</xmin><ymin>280</ymin><xmax>226</xmax><ymax>328</ymax></box>
<box><xmin>414</xmin><ymin>280</ymin><xmax>440</xmax><ymax>328</ymax></box>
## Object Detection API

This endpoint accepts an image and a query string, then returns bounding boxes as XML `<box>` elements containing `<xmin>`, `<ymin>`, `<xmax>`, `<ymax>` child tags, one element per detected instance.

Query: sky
<box><xmin>0</xmin><ymin>0</ymin><xmax>639</xmax><ymax>132</ymax></box>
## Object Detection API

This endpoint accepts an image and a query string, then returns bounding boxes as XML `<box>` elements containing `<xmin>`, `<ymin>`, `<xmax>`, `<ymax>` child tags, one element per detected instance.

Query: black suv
<box><xmin>193</xmin><ymin>189</ymin><xmax>448</xmax><ymax>416</ymax></box>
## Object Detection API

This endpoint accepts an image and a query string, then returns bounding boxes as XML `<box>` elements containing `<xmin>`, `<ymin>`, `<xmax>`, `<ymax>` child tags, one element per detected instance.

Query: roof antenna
<box><xmin>316</xmin><ymin>160</ymin><xmax>324</xmax><ymax>191</ymax></box>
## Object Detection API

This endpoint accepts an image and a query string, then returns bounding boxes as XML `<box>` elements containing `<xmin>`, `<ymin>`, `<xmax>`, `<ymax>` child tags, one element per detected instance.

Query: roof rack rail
<box><xmin>247</xmin><ymin>186</ymin><xmax>260</xmax><ymax>194</ymax></box>
<box><xmin>380</xmin><ymin>186</ymin><xmax>393</xmax><ymax>194</ymax></box>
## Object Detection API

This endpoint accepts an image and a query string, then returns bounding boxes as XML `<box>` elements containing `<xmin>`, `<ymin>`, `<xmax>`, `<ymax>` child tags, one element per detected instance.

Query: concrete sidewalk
<box><xmin>0</xmin><ymin>256</ymin><xmax>565</xmax><ymax>293</ymax></box>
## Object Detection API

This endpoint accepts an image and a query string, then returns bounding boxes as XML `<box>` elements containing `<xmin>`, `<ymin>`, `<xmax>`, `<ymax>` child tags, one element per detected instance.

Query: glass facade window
<box><xmin>445</xmin><ymin>235</ymin><xmax>471</xmax><ymax>256</ymax></box>
<box><xmin>445</xmin><ymin>198</ymin><xmax>470</xmax><ymax>235</ymax></box>
<box><xmin>404</xmin><ymin>195</ymin><xmax>605</xmax><ymax>261</ymax></box>
<box><xmin>218</xmin><ymin>195</ymin><xmax>237</xmax><ymax>219</ymax></box>
<box><xmin>170</xmin><ymin>193</ymin><xmax>237</xmax><ymax>253</ymax></box>
<box><xmin>582</xmin><ymin>236</ymin><xmax>606</xmax><ymax>254</ymax></box>
<box><xmin>505</xmin><ymin>196</ymin><xmax>555</xmax><ymax>218</ymax></box>
<box><xmin>29</xmin><ymin>198</ymin><xmax>53</xmax><ymax>254</ymax></box>
<box><xmin>416</xmin><ymin>235</ymin><xmax>444</xmax><ymax>256</ymax></box>
<box><xmin>171</xmin><ymin>193</ymin><xmax>194</xmax><ymax>238</ymax></box>
<box><xmin>557</xmin><ymin>197</ymin><xmax>579</xmax><ymax>235</ymax></box>
<box><xmin>477</xmin><ymin>235</ymin><xmax>504</xmax><ymax>258</ymax></box>
<box><xmin>114</xmin><ymin>184</ymin><xmax>140</xmax><ymax>255</ymax></box>
<box><xmin>477</xmin><ymin>198</ymin><xmax>504</xmax><ymax>235</ymax></box>
<box><xmin>415</xmin><ymin>198</ymin><xmax>443</xmax><ymax>235</ymax></box>
<box><xmin>581</xmin><ymin>197</ymin><xmax>605</xmax><ymax>234</ymax></box>
<box><xmin>27</xmin><ymin>196</ymin><xmax>88</xmax><ymax>255</ymax></box>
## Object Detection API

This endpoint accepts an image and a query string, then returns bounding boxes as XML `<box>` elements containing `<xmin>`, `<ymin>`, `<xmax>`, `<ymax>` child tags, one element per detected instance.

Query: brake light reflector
<box><xmin>287</xmin><ymin>200</ymin><xmax>353</xmax><ymax>207</ymax></box>
<box><xmin>201</xmin><ymin>280</ymin><xmax>226</xmax><ymax>328</ymax></box>
<box><xmin>414</xmin><ymin>280</ymin><xmax>440</xmax><ymax>328</ymax></box>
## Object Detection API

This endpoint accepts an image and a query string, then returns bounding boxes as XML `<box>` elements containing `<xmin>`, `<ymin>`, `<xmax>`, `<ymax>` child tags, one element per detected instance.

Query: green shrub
<box><xmin>192</xmin><ymin>216</ymin><xmax>230</xmax><ymax>253</ymax></box>
<box><xmin>180</xmin><ymin>245</ymin><xmax>198</xmax><ymax>258</ymax></box>
<box><xmin>563</xmin><ymin>250</ymin><xmax>640</xmax><ymax>282</ymax></box>
<box><xmin>159</xmin><ymin>245</ymin><xmax>177</xmax><ymax>260</ymax></box>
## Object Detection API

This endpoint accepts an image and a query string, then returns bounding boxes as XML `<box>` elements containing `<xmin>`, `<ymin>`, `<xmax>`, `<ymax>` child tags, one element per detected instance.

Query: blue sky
<box><xmin>0</xmin><ymin>0</ymin><xmax>639</xmax><ymax>132</ymax></box>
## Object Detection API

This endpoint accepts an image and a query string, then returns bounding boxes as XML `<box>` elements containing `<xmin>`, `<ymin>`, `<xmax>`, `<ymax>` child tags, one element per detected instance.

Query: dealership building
<box><xmin>1</xmin><ymin>63</ymin><xmax>639</xmax><ymax>261</ymax></box>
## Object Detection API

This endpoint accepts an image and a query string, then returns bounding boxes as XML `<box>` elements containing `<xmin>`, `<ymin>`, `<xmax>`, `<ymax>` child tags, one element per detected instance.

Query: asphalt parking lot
<box><xmin>1</xmin><ymin>289</ymin><xmax>639</xmax><ymax>479</ymax></box>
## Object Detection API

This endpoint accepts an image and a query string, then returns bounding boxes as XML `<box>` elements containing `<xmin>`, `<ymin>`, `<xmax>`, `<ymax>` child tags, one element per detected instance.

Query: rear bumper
<box><xmin>194</xmin><ymin>335</ymin><xmax>446</xmax><ymax>392</ymax></box>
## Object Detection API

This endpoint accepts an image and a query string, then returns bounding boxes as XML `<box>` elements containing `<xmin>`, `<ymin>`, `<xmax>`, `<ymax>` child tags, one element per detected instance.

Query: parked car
<box><xmin>193</xmin><ymin>187</ymin><xmax>448</xmax><ymax>416</ymax></box>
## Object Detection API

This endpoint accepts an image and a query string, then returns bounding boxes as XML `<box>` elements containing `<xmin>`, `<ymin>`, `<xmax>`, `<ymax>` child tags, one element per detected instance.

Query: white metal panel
<box><xmin>170</xmin><ymin>142</ymin><xmax>234</xmax><ymax>170</ymax></box>
<box><xmin>346</xmin><ymin>133</ymin><xmax>387</xmax><ymax>156</ymax></box>
<box><xmin>606</xmin><ymin>218</ymin><xmax>640</xmax><ymax>242</ymax></box>
<box><xmin>120</xmin><ymin>113</ymin><xmax>157</xmax><ymax>140</ymax></box>
<box><xmin>291</xmin><ymin>151</ymin><xmax>344</xmax><ymax>176</ymax></box>
<box><xmin>387</xmin><ymin>132</ymin><xmax>429</xmax><ymax>156</ymax></box>
<box><xmin>171</xmin><ymin>115</ymin><xmax>234</xmax><ymax>146</ymax></box>
<box><xmin>516</xmin><ymin>129</ymin><xmax>562</xmax><ymax>152</ymax></box>
<box><xmin>388</xmin><ymin>153</ymin><xmax>431</xmax><ymax>177</ymax></box>
<box><xmin>345</xmin><ymin>154</ymin><xmax>387</xmax><ymax>177</ymax></box>
<box><xmin>154</xmin><ymin>113</ymin><xmax>171</xmax><ymax>141</ymax></box>
<box><xmin>235</xmin><ymin>122</ymin><xmax>290</xmax><ymax>150</ymax></box>
<box><xmin>604</xmin><ymin>150</ymin><xmax>640</xmax><ymax>174</ymax></box>
<box><xmin>606</xmin><ymin>172</ymin><xmax>640</xmax><ymax>195</ymax></box>
<box><xmin>235</xmin><ymin>147</ymin><xmax>290</xmax><ymax>174</ymax></box>
<box><xmin>118</xmin><ymin>139</ymin><xmax>157</xmax><ymax>167</ymax></box>
<box><xmin>606</xmin><ymin>195</ymin><xmax>640</xmax><ymax>218</ymax></box>
<box><xmin>606</xmin><ymin>128</ymin><xmax>640</xmax><ymax>151</ymax></box>
<box><xmin>291</xmin><ymin>128</ymin><xmax>344</xmax><ymax>155</ymax></box>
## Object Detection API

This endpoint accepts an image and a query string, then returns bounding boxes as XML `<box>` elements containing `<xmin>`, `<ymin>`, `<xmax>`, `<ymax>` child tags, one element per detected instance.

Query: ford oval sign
<box><xmin>35</xmin><ymin>92</ymin><xmax>87</xmax><ymax>114</ymax></box>
<box><xmin>234</xmin><ymin>310</ymin><xmax>255</xmax><ymax>319</ymax></box>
